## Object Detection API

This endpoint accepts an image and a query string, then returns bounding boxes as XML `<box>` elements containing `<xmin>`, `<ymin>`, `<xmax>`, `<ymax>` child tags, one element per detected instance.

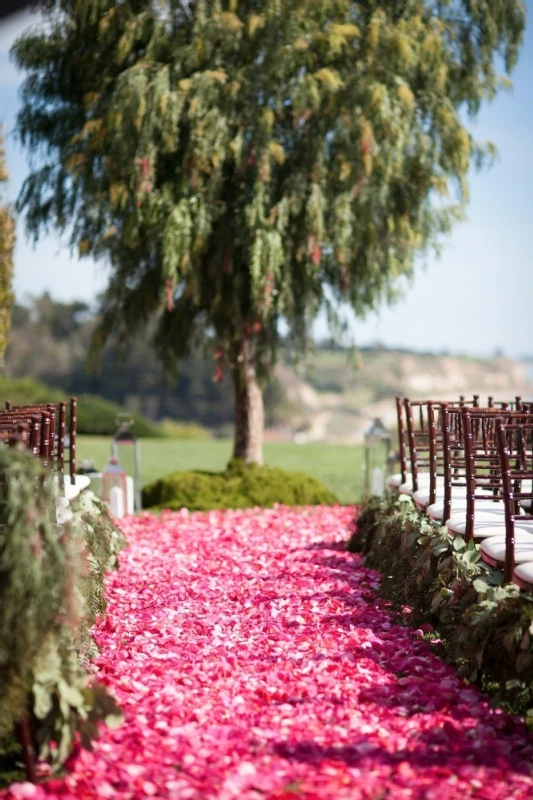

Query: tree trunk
<box><xmin>231</xmin><ymin>337</ymin><xmax>264</xmax><ymax>465</ymax></box>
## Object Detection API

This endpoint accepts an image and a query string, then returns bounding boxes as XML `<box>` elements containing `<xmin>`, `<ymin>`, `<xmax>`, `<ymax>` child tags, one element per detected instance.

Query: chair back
<box><xmin>496</xmin><ymin>419</ymin><xmax>533</xmax><ymax>582</ymax></box>
<box><xmin>460</xmin><ymin>407</ymin><xmax>531</xmax><ymax>542</ymax></box>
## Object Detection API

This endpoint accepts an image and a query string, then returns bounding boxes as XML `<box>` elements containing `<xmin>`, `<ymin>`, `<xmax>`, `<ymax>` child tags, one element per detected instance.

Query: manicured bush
<box><xmin>0</xmin><ymin>376</ymin><xmax>164</xmax><ymax>437</ymax></box>
<box><xmin>348</xmin><ymin>494</ymin><xmax>533</xmax><ymax>716</ymax></box>
<box><xmin>142</xmin><ymin>459</ymin><xmax>338</xmax><ymax>511</ymax></box>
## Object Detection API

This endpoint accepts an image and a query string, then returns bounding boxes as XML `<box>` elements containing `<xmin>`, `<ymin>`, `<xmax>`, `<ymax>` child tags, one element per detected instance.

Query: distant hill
<box><xmin>271</xmin><ymin>347</ymin><xmax>533</xmax><ymax>443</ymax></box>
<box><xmin>5</xmin><ymin>294</ymin><xmax>531</xmax><ymax>443</ymax></box>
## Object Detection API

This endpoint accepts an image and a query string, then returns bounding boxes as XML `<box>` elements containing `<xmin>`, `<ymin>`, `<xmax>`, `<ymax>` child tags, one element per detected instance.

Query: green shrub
<box><xmin>158</xmin><ymin>418</ymin><xmax>212</xmax><ymax>440</ymax></box>
<box><xmin>142</xmin><ymin>459</ymin><xmax>339</xmax><ymax>511</ymax></box>
<box><xmin>0</xmin><ymin>376</ymin><xmax>163</xmax><ymax>437</ymax></box>
<box><xmin>75</xmin><ymin>393</ymin><xmax>163</xmax><ymax>437</ymax></box>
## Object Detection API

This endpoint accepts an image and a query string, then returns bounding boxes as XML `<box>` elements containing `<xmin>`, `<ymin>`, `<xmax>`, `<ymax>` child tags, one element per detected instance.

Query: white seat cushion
<box><xmin>65</xmin><ymin>474</ymin><xmax>92</xmax><ymax>492</ymax></box>
<box><xmin>399</xmin><ymin>482</ymin><xmax>412</xmax><ymax>495</ymax></box>
<box><xmin>399</xmin><ymin>472</ymin><xmax>431</xmax><ymax>493</ymax></box>
<box><xmin>65</xmin><ymin>483</ymin><xmax>81</xmax><ymax>501</ymax></box>
<box><xmin>56</xmin><ymin>506</ymin><xmax>73</xmax><ymax>525</ymax></box>
<box><xmin>481</xmin><ymin>532</ymin><xmax>533</xmax><ymax>564</ymax></box>
<box><xmin>448</xmin><ymin>506</ymin><xmax>519</xmax><ymax>523</ymax></box>
<box><xmin>415</xmin><ymin>486</ymin><xmax>470</xmax><ymax>509</ymax></box>
<box><xmin>427</xmin><ymin>499</ymin><xmax>506</xmax><ymax>522</ymax></box>
<box><xmin>513</xmin><ymin>562</ymin><xmax>533</xmax><ymax>586</ymax></box>
<box><xmin>387</xmin><ymin>473</ymin><xmax>404</xmax><ymax>488</ymax></box>
<box><xmin>54</xmin><ymin>474</ymin><xmax>80</xmax><ymax>501</ymax></box>
<box><xmin>447</xmin><ymin>515</ymin><xmax>533</xmax><ymax>539</ymax></box>
<box><xmin>412</xmin><ymin>489</ymin><xmax>430</xmax><ymax>507</ymax></box>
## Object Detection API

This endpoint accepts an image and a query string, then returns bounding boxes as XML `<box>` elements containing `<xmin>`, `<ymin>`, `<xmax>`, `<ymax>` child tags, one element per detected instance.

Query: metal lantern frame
<box><xmin>101</xmin><ymin>456</ymin><xmax>128</xmax><ymax>518</ymax></box>
<box><xmin>111</xmin><ymin>413</ymin><xmax>142</xmax><ymax>512</ymax></box>
<box><xmin>363</xmin><ymin>418</ymin><xmax>393</xmax><ymax>497</ymax></box>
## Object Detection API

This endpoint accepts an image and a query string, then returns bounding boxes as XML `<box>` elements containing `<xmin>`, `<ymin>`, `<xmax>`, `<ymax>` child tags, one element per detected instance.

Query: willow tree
<box><xmin>0</xmin><ymin>127</ymin><xmax>15</xmax><ymax>369</ymax></box>
<box><xmin>13</xmin><ymin>0</ymin><xmax>525</xmax><ymax>463</ymax></box>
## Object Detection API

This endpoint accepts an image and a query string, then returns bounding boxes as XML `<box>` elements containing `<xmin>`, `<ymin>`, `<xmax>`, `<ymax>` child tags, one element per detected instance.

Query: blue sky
<box><xmin>1</xmin><ymin>7</ymin><xmax>532</xmax><ymax>358</ymax></box>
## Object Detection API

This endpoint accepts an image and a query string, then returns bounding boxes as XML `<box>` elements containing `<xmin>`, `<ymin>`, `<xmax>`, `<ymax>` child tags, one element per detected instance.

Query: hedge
<box><xmin>0</xmin><ymin>376</ymin><xmax>164</xmax><ymax>437</ymax></box>
<box><xmin>142</xmin><ymin>459</ymin><xmax>339</xmax><ymax>511</ymax></box>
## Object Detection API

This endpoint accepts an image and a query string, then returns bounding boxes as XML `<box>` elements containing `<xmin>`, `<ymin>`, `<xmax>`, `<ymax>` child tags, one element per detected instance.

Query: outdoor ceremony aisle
<box><xmin>6</xmin><ymin>506</ymin><xmax>533</xmax><ymax>800</ymax></box>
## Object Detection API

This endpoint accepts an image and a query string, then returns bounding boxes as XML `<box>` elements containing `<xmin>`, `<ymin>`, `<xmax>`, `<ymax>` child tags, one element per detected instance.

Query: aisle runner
<box><xmin>7</xmin><ymin>506</ymin><xmax>533</xmax><ymax>800</ymax></box>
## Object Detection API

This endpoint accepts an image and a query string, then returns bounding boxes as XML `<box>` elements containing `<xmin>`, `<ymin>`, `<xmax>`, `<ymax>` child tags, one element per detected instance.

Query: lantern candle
<box><xmin>101</xmin><ymin>457</ymin><xmax>127</xmax><ymax>517</ymax></box>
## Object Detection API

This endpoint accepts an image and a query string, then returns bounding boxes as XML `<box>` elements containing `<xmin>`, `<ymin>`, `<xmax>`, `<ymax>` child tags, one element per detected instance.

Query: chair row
<box><xmin>0</xmin><ymin>398</ymin><xmax>90</xmax><ymax>501</ymax></box>
<box><xmin>389</xmin><ymin>397</ymin><xmax>533</xmax><ymax>590</ymax></box>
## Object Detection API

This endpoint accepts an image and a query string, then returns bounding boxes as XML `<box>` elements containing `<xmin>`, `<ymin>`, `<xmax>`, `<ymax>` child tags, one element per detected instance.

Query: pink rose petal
<box><xmin>3</xmin><ymin>506</ymin><xmax>533</xmax><ymax>800</ymax></box>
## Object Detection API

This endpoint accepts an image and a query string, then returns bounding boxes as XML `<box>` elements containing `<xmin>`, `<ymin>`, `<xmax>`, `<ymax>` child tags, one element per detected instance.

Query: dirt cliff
<box><xmin>270</xmin><ymin>349</ymin><xmax>533</xmax><ymax>444</ymax></box>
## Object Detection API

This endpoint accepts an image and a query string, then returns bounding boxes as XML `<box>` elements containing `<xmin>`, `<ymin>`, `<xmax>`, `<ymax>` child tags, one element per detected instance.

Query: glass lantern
<box><xmin>111</xmin><ymin>414</ymin><xmax>142</xmax><ymax>513</ymax></box>
<box><xmin>363</xmin><ymin>418</ymin><xmax>392</xmax><ymax>497</ymax></box>
<box><xmin>101</xmin><ymin>457</ymin><xmax>127</xmax><ymax>518</ymax></box>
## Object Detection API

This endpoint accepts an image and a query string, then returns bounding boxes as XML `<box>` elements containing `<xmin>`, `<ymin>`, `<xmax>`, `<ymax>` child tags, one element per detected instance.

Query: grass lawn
<box><xmin>77</xmin><ymin>437</ymin><xmax>365</xmax><ymax>505</ymax></box>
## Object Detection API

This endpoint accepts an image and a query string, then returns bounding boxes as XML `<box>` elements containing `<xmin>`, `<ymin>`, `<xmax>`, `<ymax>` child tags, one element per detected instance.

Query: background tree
<box><xmin>13</xmin><ymin>0</ymin><xmax>525</xmax><ymax>463</ymax></box>
<box><xmin>0</xmin><ymin>126</ymin><xmax>15</xmax><ymax>369</ymax></box>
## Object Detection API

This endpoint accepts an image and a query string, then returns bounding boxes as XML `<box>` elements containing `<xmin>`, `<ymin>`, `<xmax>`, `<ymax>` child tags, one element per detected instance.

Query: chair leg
<box><xmin>17</xmin><ymin>717</ymin><xmax>36</xmax><ymax>783</ymax></box>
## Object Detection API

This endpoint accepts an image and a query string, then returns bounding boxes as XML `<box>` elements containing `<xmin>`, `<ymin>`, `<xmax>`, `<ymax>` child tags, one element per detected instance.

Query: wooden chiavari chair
<box><xmin>401</xmin><ymin>396</ymin><xmax>480</xmax><ymax>501</ymax></box>
<box><xmin>395</xmin><ymin>397</ymin><xmax>525</xmax><ymax>516</ymax></box>
<box><xmin>1</xmin><ymin>411</ymin><xmax>52</xmax><ymax>469</ymax></box>
<box><xmin>441</xmin><ymin>407</ymin><xmax>533</xmax><ymax>543</ymax></box>
<box><xmin>387</xmin><ymin>397</ymin><xmax>408</xmax><ymax>490</ymax></box>
<box><xmin>480</xmin><ymin>420</ymin><xmax>533</xmax><ymax>585</ymax></box>
<box><xmin>425</xmin><ymin>404</ymin><xmax>524</xmax><ymax>523</ymax></box>
<box><xmin>3</xmin><ymin>398</ymin><xmax>84</xmax><ymax>495</ymax></box>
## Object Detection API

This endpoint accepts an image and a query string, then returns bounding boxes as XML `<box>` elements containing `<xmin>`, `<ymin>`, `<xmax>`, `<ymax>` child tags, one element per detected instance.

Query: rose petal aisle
<box><xmin>6</xmin><ymin>506</ymin><xmax>533</xmax><ymax>800</ymax></box>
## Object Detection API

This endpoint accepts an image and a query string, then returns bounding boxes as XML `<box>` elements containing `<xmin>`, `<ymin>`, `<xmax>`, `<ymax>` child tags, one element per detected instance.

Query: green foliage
<box><xmin>457</xmin><ymin>586</ymin><xmax>533</xmax><ymax>712</ymax></box>
<box><xmin>0</xmin><ymin>447</ymin><xmax>123</xmax><ymax>772</ymax></box>
<box><xmin>350</xmin><ymin>495</ymin><xmax>533</xmax><ymax>716</ymax></box>
<box><xmin>0</xmin><ymin>447</ymin><xmax>78</xmax><ymax>740</ymax></box>
<box><xmin>71</xmin><ymin>491</ymin><xmax>126</xmax><ymax>632</ymax></box>
<box><xmin>75</xmin><ymin>393</ymin><xmax>164</xmax><ymax>437</ymax></box>
<box><xmin>0</xmin><ymin>735</ymin><xmax>24</xmax><ymax>789</ymax></box>
<box><xmin>13</xmin><ymin>0</ymin><xmax>525</xmax><ymax>379</ymax></box>
<box><xmin>158</xmin><ymin>418</ymin><xmax>212</xmax><ymax>440</ymax></box>
<box><xmin>142</xmin><ymin>459</ymin><xmax>338</xmax><ymax>511</ymax></box>
<box><xmin>0</xmin><ymin>375</ymin><xmax>164</xmax><ymax>437</ymax></box>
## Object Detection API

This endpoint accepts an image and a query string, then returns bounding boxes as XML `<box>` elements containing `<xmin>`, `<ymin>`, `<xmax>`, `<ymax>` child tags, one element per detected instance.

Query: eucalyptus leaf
<box><xmin>33</xmin><ymin>682</ymin><xmax>53</xmax><ymax>720</ymax></box>
<box><xmin>58</xmin><ymin>678</ymin><xmax>85</xmax><ymax>708</ymax></box>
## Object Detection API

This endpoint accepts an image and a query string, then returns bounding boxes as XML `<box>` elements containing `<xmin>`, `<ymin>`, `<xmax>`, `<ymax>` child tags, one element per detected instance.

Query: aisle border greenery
<box><xmin>0</xmin><ymin>447</ymin><xmax>125</xmax><ymax>782</ymax></box>
<box><xmin>347</xmin><ymin>493</ymin><xmax>533</xmax><ymax>717</ymax></box>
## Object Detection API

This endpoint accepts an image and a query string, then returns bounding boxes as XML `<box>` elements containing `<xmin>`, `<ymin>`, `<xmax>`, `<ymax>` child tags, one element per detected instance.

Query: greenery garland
<box><xmin>71</xmin><ymin>491</ymin><xmax>126</xmax><ymax>651</ymax></box>
<box><xmin>0</xmin><ymin>447</ymin><xmax>123</xmax><ymax>773</ymax></box>
<box><xmin>348</xmin><ymin>494</ymin><xmax>533</xmax><ymax>717</ymax></box>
